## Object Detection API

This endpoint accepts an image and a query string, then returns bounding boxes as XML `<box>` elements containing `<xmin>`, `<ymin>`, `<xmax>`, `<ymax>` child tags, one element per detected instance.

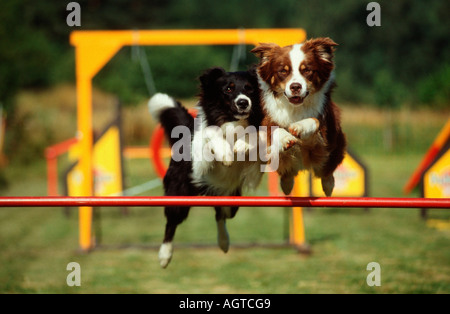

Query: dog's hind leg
<box><xmin>321</xmin><ymin>175</ymin><xmax>335</xmax><ymax>197</ymax></box>
<box><xmin>215</xmin><ymin>206</ymin><xmax>239</xmax><ymax>253</ymax></box>
<box><xmin>280</xmin><ymin>173</ymin><xmax>295</xmax><ymax>195</ymax></box>
<box><xmin>159</xmin><ymin>206</ymin><xmax>190</xmax><ymax>268</ymax></box>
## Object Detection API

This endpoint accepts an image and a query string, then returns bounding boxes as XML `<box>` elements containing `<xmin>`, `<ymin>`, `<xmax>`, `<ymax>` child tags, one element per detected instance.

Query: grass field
<box><xmin>0</xmin><ymin>88</ymin><xmax>449</xmax><ymax>293</ymax></box>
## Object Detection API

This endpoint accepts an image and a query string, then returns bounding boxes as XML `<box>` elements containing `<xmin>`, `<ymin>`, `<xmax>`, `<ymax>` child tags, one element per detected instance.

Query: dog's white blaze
<box><xmin>286</xmin><ymin>44</ymin><xmax>308</xmax><ymax>98</ymax></box>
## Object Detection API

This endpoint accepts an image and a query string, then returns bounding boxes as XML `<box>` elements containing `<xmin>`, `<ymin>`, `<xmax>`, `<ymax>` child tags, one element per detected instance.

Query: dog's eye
<box><xmin>278</xmin><ymin>66</ymin><xmax>290</xmax><ymax>76</ymax></box>
<box><xmin>300</xmin><ymin>64</ymin><xmax>310</xmax><ymax>74</ymax></box>
<box><xmin>303</xmin><ymin>70</ymin><xmax>313</xmax><ymax>78</ymax></box>
<box><xmin>225</xmin><ymin>85</ymin><xmax>235</xmax><ymax>93</ymax></box>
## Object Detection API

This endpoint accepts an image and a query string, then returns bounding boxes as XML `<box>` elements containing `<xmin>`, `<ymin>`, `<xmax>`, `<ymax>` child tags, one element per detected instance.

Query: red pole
<box><xmin>404</xmin><ymin>120</ymin><xmax>450</xmax><ymax>194</ymax></box>
<box><xmin>44</xmin><ymin>137</ymin><xmax>79</xmax><ymax>196</ymax></box>
<box><xmin>0</xmin><ymin>196</ymin><xmax>448</xmax><ymax>209</ymax></box>
<box><xmin>46</xmin><ymin>157</ymin><xmax>58</xmax><ymax>196</ymax></box>
<box><xmin>149</xmin><ymin>125</ymin><xmax>167</xmax><ymax>179</ymax></box>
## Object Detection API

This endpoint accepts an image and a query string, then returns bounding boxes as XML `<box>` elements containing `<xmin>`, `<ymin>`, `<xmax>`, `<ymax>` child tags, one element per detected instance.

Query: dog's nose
<box><xmin>236</xmin><ymin>99</ymin><xmax>249</xmax><ymax>110</ymax></box>
<box><xmin>290</xmin><ymin>83</ymin><xmax>302</xmax><ymax>93</ymax></box>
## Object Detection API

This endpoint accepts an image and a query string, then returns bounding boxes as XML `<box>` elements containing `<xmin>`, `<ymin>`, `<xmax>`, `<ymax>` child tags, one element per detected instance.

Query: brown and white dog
<box><xmin>251</xmin><ymin>38</ymin><xmax>346</xmax><ymax>196</ymax></box>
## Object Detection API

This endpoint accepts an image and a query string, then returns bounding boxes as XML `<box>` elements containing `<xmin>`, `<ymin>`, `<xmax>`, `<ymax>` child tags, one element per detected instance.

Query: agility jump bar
<box><xmin>0</xmin><ymin>196</ymin><xmax>448</xmax><ymax>209</ymax></box>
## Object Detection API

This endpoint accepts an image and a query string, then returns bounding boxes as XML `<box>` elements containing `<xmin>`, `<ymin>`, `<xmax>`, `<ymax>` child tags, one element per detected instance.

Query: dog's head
<box><xmin>199</xmin><ymin>67</ymin><xmax>260</xmax><ymax>121</ymax></box>
<box><xmin>251</xmin><ymin>38</ymin><xmax>337</xmax><ymax>105</ymax></box>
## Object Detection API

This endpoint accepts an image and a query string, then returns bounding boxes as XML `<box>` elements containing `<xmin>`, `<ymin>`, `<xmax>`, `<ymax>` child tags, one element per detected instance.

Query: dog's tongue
<box><xmin>288</xmin><ymin>91</ymin><xmax>309</xmax><ymax>105</ymax></box>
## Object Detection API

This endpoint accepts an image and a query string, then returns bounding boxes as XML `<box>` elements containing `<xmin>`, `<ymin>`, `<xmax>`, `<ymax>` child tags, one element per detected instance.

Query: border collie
<box><xmin>148</xmin><ymin>67</ymin><xmax>263</xmax><ymax>268</ymax></box>
<box><xmin>251</xmin><ymin>38</ymin><xmax>347</xmax><ymax>196</ymax></box>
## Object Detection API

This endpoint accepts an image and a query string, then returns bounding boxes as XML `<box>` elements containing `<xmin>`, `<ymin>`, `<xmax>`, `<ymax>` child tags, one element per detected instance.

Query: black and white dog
<box><xmin>148</xmin><ymin>67</ymin><xmax>264</xmax><ymax>268</ymax></box>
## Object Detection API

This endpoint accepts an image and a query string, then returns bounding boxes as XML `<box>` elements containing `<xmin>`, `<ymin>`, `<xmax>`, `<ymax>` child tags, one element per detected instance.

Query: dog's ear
<box><xmin>251</xmin><ymin>43</ymin><xmax>279</xmax><ymax>64</ymax></box>
<box><xmin>304</xmin><ymin>37</ymin><xmax>338</xmax><ymax>63</ymax></box>
<box><xmin>199</xmin><ymin>67</ymin><xmax>226</xmax><ymax>89</ymax></box>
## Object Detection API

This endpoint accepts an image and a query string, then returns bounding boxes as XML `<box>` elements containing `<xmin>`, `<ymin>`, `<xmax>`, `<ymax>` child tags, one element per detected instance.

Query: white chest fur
<box><xmin>191</xmin><ymin>110</ymin><xmax>262</xmax><ymax>195</ymax></box>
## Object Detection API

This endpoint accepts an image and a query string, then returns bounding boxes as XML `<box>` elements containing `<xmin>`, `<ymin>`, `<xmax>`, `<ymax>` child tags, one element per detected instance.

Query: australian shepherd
<box><xmin>148</xmin><ymin>67</ymin><xmax>263</xmax><ymax>268</ymax></box>
<box><xmin>251</xmin><ymin>38</ymin><xmax>347</xmax><ymax>196</ymax></box>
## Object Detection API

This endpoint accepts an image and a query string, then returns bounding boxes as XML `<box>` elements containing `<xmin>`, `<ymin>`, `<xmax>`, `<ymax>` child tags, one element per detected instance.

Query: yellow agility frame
<box><xmin>70</xmin><ymin>28</ymin><xmax>307</xmax><ymax>251</ymax></box>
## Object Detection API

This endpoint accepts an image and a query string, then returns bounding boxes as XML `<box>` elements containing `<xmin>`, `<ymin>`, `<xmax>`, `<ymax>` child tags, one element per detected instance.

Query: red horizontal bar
<box><xmin>0</xmin><ymin>196</ymin><xmax>448</xmax><ymax>209</ymax></box>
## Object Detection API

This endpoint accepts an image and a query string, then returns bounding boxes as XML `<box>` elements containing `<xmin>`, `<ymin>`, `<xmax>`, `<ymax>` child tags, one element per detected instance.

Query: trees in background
<box><xmin>0</xmin><ymin>0</ymin><xmax>448</xmax><ymax>109</ymax></box>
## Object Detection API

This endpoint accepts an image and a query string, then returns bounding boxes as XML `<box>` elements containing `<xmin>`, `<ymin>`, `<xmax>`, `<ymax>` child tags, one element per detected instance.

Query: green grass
<box><xmin>0</xmin><ymin>103</ymin><xmax>449</xmax><ymax>294</ymax></box>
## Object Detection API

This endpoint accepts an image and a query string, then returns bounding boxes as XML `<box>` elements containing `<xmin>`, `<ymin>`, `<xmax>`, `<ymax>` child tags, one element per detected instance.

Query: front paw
<box><xmin>233</xmin><ymin>138</ymin><xmax>250</xmax><ymax>155</ymax></box>
<box><xmin>289</xmin><ymin>118</ymin><xmax>319</xmax><ymax>139</ymax></box>
<box><xmin>220</xmin><ymin>148</ymin><xmax>234</xmax><ymax>167</ymax></box>
<box><xmin>275</xmin><ymin>129</ymin><xmax>298</xmax><ymax>152</ymax></box>
<box><xmin>218</xmin><ymin>145</ymin><xmax>234</xmax><ymax>166</ymax></box>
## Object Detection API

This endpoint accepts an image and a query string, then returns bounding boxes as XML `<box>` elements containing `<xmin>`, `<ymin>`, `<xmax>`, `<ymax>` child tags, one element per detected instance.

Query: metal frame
<box><xmin>1</xmin><ymin>196</ymin><xmax>448</xmax><ymax>208</ymax></box>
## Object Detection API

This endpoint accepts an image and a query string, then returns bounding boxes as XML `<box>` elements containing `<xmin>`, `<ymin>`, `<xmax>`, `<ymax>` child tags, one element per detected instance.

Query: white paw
<box><xmin>158</xmin><ymin>242</ymin><xmax>173</xmax><ymax>268</ymax></box>
<box><xmin>212</xmin><ymin>141</ymin><xmax>234</xmax><ymax>166</ymax></box>
<box><xmin>233</xmin><ymin>138</ymin><xmax>250</xmax><ymax>154</ymax></box>
<box><xmin>193</xmin><ymin>159</ymin><xmax>214</xmax><ymax>177</ymax></box>
<box><xmin>221</xmin><ymin>150</ymin><xmax>234</xmax><ymax>167</ymax></box>
<box><xmin>289</xmin><ymin>118</ymin><xmax>319</xmax><ymax>139</ymax></box>
<box><xmin>273</xmin><ymin>128</ymin><xmax>298</xmax><ymax>152</ymax></box>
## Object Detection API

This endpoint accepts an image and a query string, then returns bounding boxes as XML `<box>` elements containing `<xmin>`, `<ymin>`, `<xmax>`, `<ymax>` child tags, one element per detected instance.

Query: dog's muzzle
<box><xmin>236</xmin><ymin>98</ymin><xmax>250</xmax><ymax>111</ymax></box>
<box><xmin>234</xmin><ymin>95</ymin><xmax>252</xmax><ymax>119</ymax></box>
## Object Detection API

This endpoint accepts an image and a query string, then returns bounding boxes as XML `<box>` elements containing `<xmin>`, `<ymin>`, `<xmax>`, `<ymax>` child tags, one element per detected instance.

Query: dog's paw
<box><xmin>273</xmin><ymin>128</ymin><xmax>299</xmax><ymax>152</ymax></box>
<box><xmin>283</xmin><ymin>138</ymin><xmax>297</xmax><ymax>151</ymax></box>
<box><xmin>211</xmin><ymin>141</ymin><xmax>234</xmax><ymax>166</ymax></box>
<box><xmin>233</xmin><ymin>138</ymin><xmax>250</xmax><ymax>155</ymax></box>
<box><xmin>222</xmin><ymin>159</ymin><xmax>233</xmax><ymax>167</ymax></box>
<box><xmin>221</xmin><ymin>147</ymin><xmax>234</xmax><ymax>166</ymax></box>
<box><xmin>289</xmin><ymin>118</ymin><xmax>319</xmax><ymax>139</ymax></box>
<box><xmin>158</xmin><ymin>242</ymin><xmax>173</xmax><ymax>269</ymax></box>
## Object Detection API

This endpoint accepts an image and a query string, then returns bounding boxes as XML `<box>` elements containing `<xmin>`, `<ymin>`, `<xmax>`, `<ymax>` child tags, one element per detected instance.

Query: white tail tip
<box><xmin>148</xmin><ymin>93</ymin><xmax>176</xmax><ymax>120</ymax></box>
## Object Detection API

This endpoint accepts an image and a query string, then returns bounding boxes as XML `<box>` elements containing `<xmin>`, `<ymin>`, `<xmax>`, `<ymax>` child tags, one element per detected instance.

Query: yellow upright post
<box><xmin>71</xmin><ymin>36</ymin><xmax>123</xmax><ymax>251</ymax></box>
<box><xmin>290</xmin><ymin>171</ymin><xmax>310</xmax><ymax>252</ymax></box>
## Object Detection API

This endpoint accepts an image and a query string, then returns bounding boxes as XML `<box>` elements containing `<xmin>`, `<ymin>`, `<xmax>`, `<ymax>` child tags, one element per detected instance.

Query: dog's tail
<box><xmin>148</xmin><ymin>93</ymin><xmax>194</xmax><ymax>146</ymax></box>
